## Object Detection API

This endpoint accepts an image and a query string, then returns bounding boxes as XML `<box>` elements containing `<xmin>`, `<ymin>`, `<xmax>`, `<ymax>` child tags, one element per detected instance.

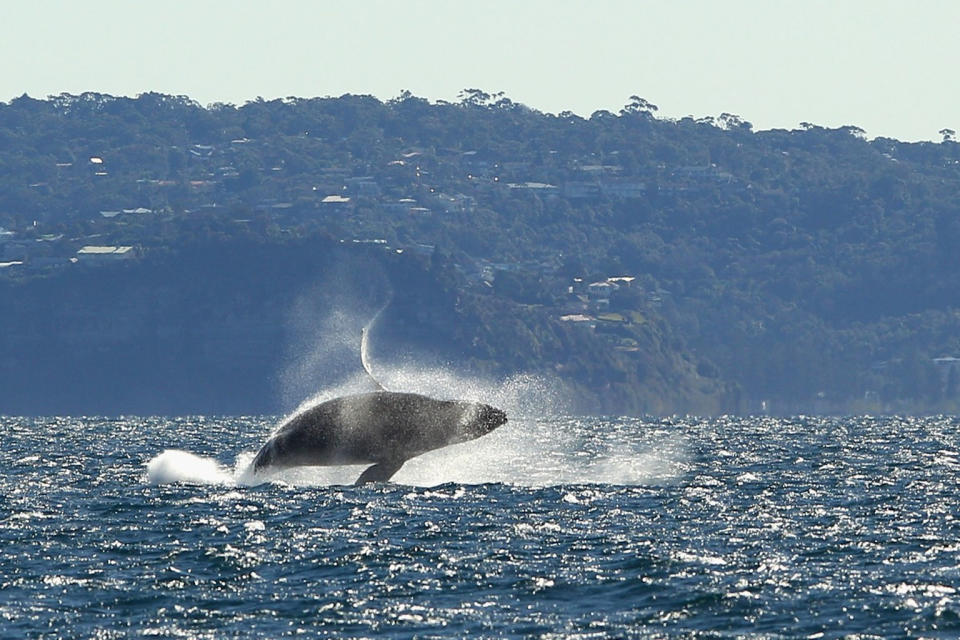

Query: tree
<box><xmin>840</xmin><ymin>125</ymin><xmax>867</xmax><ymax>140</ymax></box>
<box><xmin>718</xmin><ymin>113</ymin><xmax>753</xmax><ymax>132</ymax></box>
<box><xmin>389</xmin><ymin>89</ymin><xmax>415</xmax><ymax>105</ymax></box>
<box><xmin>621</xmin><ymin>95</ymin><xmax>658</xmax><ymax>116</ymax></box>
<box><xmin>458</xmin><ymin>88</ymin><xmax>491</xmax><ymax>107</ymax></box>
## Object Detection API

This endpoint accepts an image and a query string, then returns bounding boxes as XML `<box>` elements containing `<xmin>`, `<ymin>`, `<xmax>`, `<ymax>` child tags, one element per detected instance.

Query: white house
<box><xmin>77</xmin><ymin>246</ymin><xmax>135</xmax><ymax>264</ymax></box>
<box><xmin>588</xmin><ymin>281</ymin><xmax>620</xmax><ymax>298</ymax></box>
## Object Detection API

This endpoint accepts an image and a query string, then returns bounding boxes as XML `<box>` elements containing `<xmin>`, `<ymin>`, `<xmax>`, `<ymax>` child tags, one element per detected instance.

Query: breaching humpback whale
<box><xmin>252</xmin><ymin>328</ymin><xmax>508</xmax><ymax>484</ymax></box>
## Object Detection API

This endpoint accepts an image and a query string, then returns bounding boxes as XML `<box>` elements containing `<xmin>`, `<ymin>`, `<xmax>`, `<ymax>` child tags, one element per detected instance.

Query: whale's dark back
<box><xmin>252</xmin><ymin>391</ymin><xmax>507</xmax><ymax>473</ymax></box>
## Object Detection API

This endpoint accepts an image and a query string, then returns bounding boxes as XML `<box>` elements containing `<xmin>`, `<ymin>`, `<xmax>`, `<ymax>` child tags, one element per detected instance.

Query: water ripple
<box><xmin>2</xmin><ymin>415</ymin><xmax>960</xmax><ymax>637</ymax></box>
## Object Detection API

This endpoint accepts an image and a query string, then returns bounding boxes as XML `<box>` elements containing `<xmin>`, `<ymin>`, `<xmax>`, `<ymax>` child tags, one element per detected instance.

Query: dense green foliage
<box><xmin>3</xmin><ymin>91</ymin><xmax>960</xmax><ymax>413</ymax></box>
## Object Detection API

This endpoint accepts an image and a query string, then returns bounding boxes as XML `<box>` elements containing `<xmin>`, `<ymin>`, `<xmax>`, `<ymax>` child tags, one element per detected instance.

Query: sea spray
<box><xmin>149</xmin><ymin>416</ymin><xmax>688</xmax><ymax>489</ymax></box>
<box><xmin>145</xmin><ymin>449</ymin><xmax>234</xmax><ymax>486</ymax></box>
<box><xmin>278</xmin><ymin>264</ymin><xmax>391</xmax><ymax>409</ymax></box>
<box><xmin>146</xmin><ymin>362</ymin><xmax>678</xmax><ymax>488</ymax></box>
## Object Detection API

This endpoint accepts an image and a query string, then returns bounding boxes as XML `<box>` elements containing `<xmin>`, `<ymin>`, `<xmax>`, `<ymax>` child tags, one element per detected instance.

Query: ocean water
<box><xmin>3</xmin><ymin>413</ymin><xmax>960</xmax><ymax>639</ymax></box>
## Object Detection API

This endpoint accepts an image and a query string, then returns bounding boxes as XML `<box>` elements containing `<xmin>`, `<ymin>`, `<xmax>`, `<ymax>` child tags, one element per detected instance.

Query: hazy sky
<box><xmin>3</xmin><ymin>1</ymin><xmax>957</xmax><ymax>141</ymax></box>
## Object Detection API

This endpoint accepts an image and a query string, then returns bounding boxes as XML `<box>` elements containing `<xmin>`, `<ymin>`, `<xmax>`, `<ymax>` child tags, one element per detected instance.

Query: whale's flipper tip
<box><xmin>354</xmin><ymin>459</ymin><xmax>405</xmax><ymax>485</ymax></box>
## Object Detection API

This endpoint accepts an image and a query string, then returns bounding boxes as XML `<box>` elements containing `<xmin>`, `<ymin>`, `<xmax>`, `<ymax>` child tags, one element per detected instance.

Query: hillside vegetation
<box><xmin>3</xmin><ymin>91</ymin><xmax>960</xmax><ymax>414</ymax></box>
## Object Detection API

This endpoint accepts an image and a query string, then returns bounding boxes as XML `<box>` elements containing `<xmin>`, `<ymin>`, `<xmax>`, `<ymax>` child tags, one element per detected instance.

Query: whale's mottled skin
<box><xmin>251</xmin><ymin>391</ymin><xmax>508</xmax><ymax>484</ymax></box>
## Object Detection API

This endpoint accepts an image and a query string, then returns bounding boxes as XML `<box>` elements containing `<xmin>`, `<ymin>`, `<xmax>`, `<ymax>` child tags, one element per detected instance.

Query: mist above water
<box><xmin>147</xmin><ymin>280</ymin><xmax>688</xmax><ymax>489</ymax></box>
<box><xmin>144</xmin><ymin>356</ymin><xmax>686</xmax><ymax>489</ymax></box>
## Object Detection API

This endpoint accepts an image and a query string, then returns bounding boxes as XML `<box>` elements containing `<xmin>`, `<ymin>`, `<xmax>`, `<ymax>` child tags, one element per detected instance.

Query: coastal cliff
<box><xmin>0</xmin><ymin>238</ymin><xmax>731</xmax><ymax>415</ymax></box>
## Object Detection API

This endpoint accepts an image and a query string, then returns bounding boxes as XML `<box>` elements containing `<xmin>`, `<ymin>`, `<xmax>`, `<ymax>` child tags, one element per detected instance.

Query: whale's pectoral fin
<box><xmin>355</xmin><ymin>459</ymin><xmax>405</xmax><ymax>485</ymax></box>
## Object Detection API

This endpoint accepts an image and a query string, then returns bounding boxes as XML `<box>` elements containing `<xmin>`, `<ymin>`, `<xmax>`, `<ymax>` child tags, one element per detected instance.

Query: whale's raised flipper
<box><xmin>360</xmin><ymin>327</ymin><xmax>386</xmax><ymax>391</ymax></box>
<box><xmin>355</xmin><ymin>459</ymin><xmax>405</xmax><ymax>485</ymax></box>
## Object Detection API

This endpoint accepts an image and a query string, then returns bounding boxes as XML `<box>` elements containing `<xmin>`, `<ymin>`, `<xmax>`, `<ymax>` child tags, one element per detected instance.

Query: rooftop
<box><xmin>77</xmin><ymin>245</ymin><xmax>134</xmax><ymax>255</ymax></box>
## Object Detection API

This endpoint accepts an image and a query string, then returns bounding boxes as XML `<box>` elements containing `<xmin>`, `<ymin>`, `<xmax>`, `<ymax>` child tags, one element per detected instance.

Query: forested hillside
<box><xmin>3</xmin><ymin>91</ymin><xmax>960</xmax><ymax>414</ymax></box>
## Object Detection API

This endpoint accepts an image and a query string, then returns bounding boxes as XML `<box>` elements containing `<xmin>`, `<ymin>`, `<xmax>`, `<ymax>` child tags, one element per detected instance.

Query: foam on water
<box><xmin>145</xmin><ymin>416</ymin><xmax>688</xmax><ymax>489</ymax></box>
<box><xmin>146</xmin><ymin>358</ymin><xmax>686</xmax><ymax>488</ymax></box>
<box><xmin>145</xmin><ymin>449</ymin><xmax>234</xmax><ymax>485</ymax></box>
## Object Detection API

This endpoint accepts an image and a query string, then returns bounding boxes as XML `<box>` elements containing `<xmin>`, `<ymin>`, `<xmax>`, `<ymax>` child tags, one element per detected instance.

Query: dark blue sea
<box><xmin>4</xmin><ymin>412</ymin><xmax>960</xmax><ymax>638</ymax></box>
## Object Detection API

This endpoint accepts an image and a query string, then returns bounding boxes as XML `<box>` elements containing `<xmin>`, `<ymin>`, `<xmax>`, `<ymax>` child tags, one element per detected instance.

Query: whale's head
<box><xmin>457</xmin><ymin>402</ymin><xmax>507</xmax><ymax>441</ymax></box>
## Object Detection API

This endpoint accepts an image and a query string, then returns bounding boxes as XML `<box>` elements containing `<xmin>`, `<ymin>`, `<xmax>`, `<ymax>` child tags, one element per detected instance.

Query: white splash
<box><xmin>145</xmin><ymin>449</ymin><xmax>236</xmax><ymax>486</ymax></box>
<box><xmin>146</xmin><ymin>415</ymin><xmax>688</xmax><ymax>489</ymax></box>
<box><xmin>587</xmin><ymin>441</ymin><xmax>690</xmax><ymax>485</ymax></box>
<box><xmin>145</xmin><ymin>365</ymin><xmax>687</xmax><ymax>489</ymax></box>
<box><xmin>219</xmin><ymin>418</ymin><xmax>686</xmax><ymax>489</ymax></box>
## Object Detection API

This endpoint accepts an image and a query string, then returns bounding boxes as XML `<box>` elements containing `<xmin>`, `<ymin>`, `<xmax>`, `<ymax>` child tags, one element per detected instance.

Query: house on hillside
<box><xmin>588</xmin><ymin>280</ymin><xmax>620</xmax><ymax>298</ymax></box>
<box><xmin>320</xmin><ymin>195</ymin><xmax>352</xmax><ymax>210</ymax></box>
<box><xmin>560</xmin><ymin>314</ymin><xmax>596</xmax><ymax>330</ymax></box>
<box><xmin>508</xmin><ymin>182</ymin><xmax>560</xmax><ymax>197</ymax></box>
<box><xmin>77</xmin><ymin>246</ymin><xmax>136</xmax><ymax>264</ymax></box>
<box><xmin>587</xmin><ymin>280</ymin><xmax>620</xmax><ymax>313</ymax></box>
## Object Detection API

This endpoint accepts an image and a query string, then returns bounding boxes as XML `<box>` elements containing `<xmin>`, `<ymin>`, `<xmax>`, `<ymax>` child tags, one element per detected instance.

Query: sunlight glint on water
<box><xmin>4</xmin><ymin>414</ymin><xmax>960</xmax><ymax>638</ymax></box>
